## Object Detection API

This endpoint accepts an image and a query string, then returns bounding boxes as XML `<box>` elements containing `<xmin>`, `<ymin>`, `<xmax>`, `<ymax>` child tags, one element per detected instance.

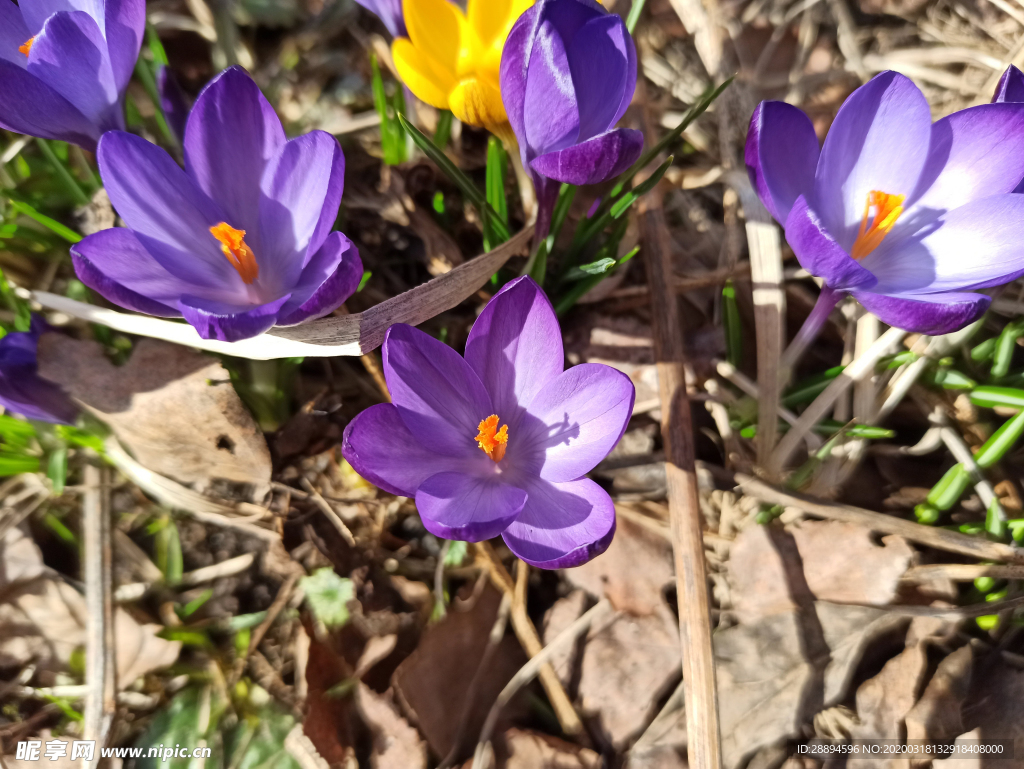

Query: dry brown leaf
<box><xmin>497</xmin><ymin>728</ymin><xmax>603</xmax><ymax>769</ymax></box>
<box><xmin>356</xmin><ymin>682</ymin><xmax>427</xmax><ymax>769</ymax></box>
<box><xmin>541</xmin><ymin>589</ymin><xmax>588</xmax><ymax>688</ymax></box>
<box><xmin>578</xmin><ymin>606</ymin><xmax>680</xmax><ymax>748</ymax></box>
<box><xmin>905</xmin><ymin>645</ymin><xmax>973</xmax><ymax>744</ymax></box>
<box><xmin>728</xmin><ymin>524</ymin><xmax>807</xmax><ymax>622</ymax></box>
<box><xmin>566</xmin><ymin>515</ymin><xmax>674</xmax><ymax>615</ymax></box>
<box><xmin>0</xmin><ymin>525</ymin><xmax>46</xmax><ymax>587</ymax></box>
<box><xmin>960</xmin><ymin>663</ymin><xmax>1024</xmax><ymax>767</ymax></box>
<box><xmin>38</xmin><ymin>335</ymin><xmax>271</xmax><ymax>499</ymax></box>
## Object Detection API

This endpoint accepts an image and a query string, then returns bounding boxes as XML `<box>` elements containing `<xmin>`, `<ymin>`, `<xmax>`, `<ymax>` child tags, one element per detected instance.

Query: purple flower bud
<box><xmin>342</xmin><ymin>277</ymin><xmax>635</xmax><ymax>569</ymax></box>
<box><xmin>71</xmin><ymin>67</ymin><xmax>363</xmax><ymax>343</ymax></box>
<box><xmin>0</xmin><ymin>317</ymin><xmax>77</xmax><ymax>425</ymax></box>
<box><xmin>0</xmin><ymin>0</ymin><xmax>145</xmax><ymax>151</ymax></box>
<box><xmin>354</xmin><ymin>0</ymin><xmax>406</xmax><ymax>38</ymax></box>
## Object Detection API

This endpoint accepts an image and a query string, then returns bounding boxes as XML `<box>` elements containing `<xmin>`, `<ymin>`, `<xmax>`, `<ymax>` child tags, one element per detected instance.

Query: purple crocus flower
<box><xmin>342</xmin><ymin>277</ymin><xmax>634</xmax><ymax>569</ymax></box>
<box><xmin>0</xmin><ymin>0</ymin><xmax>144</xmax><ymax>151</ymax></box>
<box><xmin>746</xmin><ymin>70</ymin><xmax>1024</xmax><ymax>336</ymax></box>
<box><xmin>354</xmin><ymin>0</ymin><xmax>406</xmax><ymax>38</ymax></box>
<box><xmin>0</xmin><ymin>317</ymin><xmax>77</xmax><ymax>425</ymax></box>
<box><xmin>71</xmin><ymin>67</ymin><xmax>363</xmax><ymax>343</ymax></box>
<box><xmin>500</xmin><ymin>0</ymin><xmax>643</xmax><ymax>237</ymax></box>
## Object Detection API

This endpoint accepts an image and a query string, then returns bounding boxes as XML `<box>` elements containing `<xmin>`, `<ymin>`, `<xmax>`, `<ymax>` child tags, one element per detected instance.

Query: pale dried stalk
<box><xmin>33</xmin><ymin>227</ymin><xmax>533</xmax><ymax>360</ymax></box>
<box><xmin>905</xmin><ymin>564</ymin><xmax>1024</xmax><ymax>581</ymax></box>
<box><xmin>82</xmin><ymin>462</ymin><xmax>116</xmax><ymax>768</ymax></box>
<box><xmin>715</xmin><ymin>361</ymin><xmax>821</xmax><ymax>451</ymax></box>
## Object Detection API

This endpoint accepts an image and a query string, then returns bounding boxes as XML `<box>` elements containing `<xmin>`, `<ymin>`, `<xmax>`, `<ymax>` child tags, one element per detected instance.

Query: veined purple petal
<box><xmin>27</xmin><ymin>11</ymin><xmax>119</xmax><ymax>130</ymax></box>
<box><xmin>354</xmin><ymin>0</ymin><xmax>406</xmax><ymax>38</ymax></box>
<box><xmin>501</xmin><ymin>476</ymin><xmax>615</xmax><ymax>569</ymax></box>
<box><xmin>465</xmin><ymin>276</ymin><xmax>564</xmax><ymax>432</ymax></box>
<box><xmin>184</xmin><ymin>67</ymin><xmax>286</xmax><ymax>246</ymax></box>
<box><xmin>178</xmin><ymin>292</ymin><xmax>290</xmax><ymax>342</ymax></box>
<box><xmin>0</xmin><ymin>59</ymin><xmax>98</xmax><ymax>148</ymax></box>
<box><xmin>784</xmin><ymin>195</ymin><xmax>878</xmax><ymax>291</ymax></box>
<box><xmin>19</xmin><ymin>0</ymin><xmax>103</xmax><ymax>34</ymax></box>
<box><xmin>343</xmin><ymin>404</ymin><xmax>466</xmax><ymax>496</ymax></box>
<box><xmin>993</xmin><ymin>65</ymin><xmax>1024</xmax><ymax>104</ymax></box>
<box><xmin>416</xmin><ymin>472</ymin><xmax>527</xmax><ymax>542</ymax></box>
<box><xmin>276</xmin><ymin>231</ymin><xmax>362</xmax><ymax>326</ymax></box>
<box><xmin>383</xmin><ymin>324</ymin><xmax>496</xmax><ymax>458</ymax></box>
<box><xmin>103</xmin><ymin>0</ymin><xmax>144</xmax><ymax>92</ymax></box>
<box><xmin>522</xmin><ymin>16</ymin><xmax>580</xmax><ymax>159</ymax></box>
<box><xmin>521</xmin><ymin>363</ymin><xmax>634</xmax><ymax>483</ymax></box>
<box><xmin>500</xmin><ymin>5</ymin><xmax>538</xmax><ymax>167</ymax></box>
<box><xmin>566</xmin><ymin>12</ymin><xmax>633</xmax><ymax>143</ymax></box>
<box><xmin>813</xmin><ymin>71</ymin><xmax>932</xmax><ymax>253</ymax></box>
<box><xmin>530</xmin><ymin>127</ymin><xmax>642</xmax><ymax>186</ymax></box>
<box><xmin>157</xmin><ymin>65</ymin><xmax>189</xmax><ymax>145</ymax></box>
<box><xmin>910</xmin><ymin>103</ymin><xmax>1024</xmax><ymax>212</ymax></box>
<box><xmin>745</xmin><ymin>101</ymin><xmax>819</xmax><ymax>224</ymax></box>
<box><xmin>852</xmin><ymin>290</ymin><xmax>990</xmax><ymax>335</ymax></box>
<box><xmin>0</xmin><ymin>2</ymin><xmax>32</xmax><ymax>68</ymax></box>
<box><xmin>71</xmin><ymin>228</ymin><xmax>183</xmax><ymax>316</ymax></box>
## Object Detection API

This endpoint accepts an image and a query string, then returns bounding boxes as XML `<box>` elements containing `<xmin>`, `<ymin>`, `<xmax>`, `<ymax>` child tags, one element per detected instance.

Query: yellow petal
<box><xmin>393</xmin><ymin>38</ymin><xmax>454</xmax><ymax>109</ymax></box>
<box><xmin>449</xmin><ymin>78</ymin><xmax>507</xmax><ymax>128</ymax></box>
<box><xmin>403</xmin><ymin>0</ymin><xmax>465</xmax><ymax>76</ymax></box>
<box><xmin>467</xmin><ymin>0</ymin><xmax>533</xmax><ymax>46</ymax></box>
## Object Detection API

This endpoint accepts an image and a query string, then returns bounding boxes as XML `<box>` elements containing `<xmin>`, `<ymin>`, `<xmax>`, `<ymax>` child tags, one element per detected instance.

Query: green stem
<box><xmin>134</xmin><ymin>58</ymin><xmax>179</xmax><ymax>149</ymax></box>
<box><xmin>35</xmin><ymin>139</ymin><xmax>89</xmax><ymax>206</ymax></box>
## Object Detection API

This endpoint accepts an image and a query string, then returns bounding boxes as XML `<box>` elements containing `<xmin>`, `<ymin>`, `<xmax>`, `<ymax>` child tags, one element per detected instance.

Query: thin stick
<box><xmin>640</xmin><ymin>189</ymin><xmax>722</xmax><ymax>769</ymax></box>
<box><xmin>736</xmin><ymin>474</ymin><xmax>1024</xmax><ymax>564</ymax></box>
<box><xmin>470</xmin><ymin>600</ymin><xmax>614</xmax><ymax>769</ymax></box>
<box><xmin>82</xmin><ymin>462</ymin><xmax>116</xmax><ymax>767</ymax></box>
<box><xmin>299</xmin><ymin>477</ymin><xmax>356</xmax><ymax>547</ymax></box>
<box><xmin>904</xmin><ymin>564</ymin><xmax>1024</xmax><ymax>582</ymax></box>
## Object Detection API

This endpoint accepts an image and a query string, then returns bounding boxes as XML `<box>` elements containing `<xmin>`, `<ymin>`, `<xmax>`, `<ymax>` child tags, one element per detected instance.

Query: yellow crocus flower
<box><xmin>393</xmin><ymin>0</ymin><xmax>533</xmax><ymax>133</ymax></box>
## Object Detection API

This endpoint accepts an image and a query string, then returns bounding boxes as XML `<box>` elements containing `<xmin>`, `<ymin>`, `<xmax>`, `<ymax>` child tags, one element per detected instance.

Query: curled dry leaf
<box><xmin>464</xmin><ymin>728</ymin><xmax>603</xmax><ymax>769</ymax></box>
<box><xmin>905</xmin><ymin>644</ymin><xmax>973</xmax><ymax>744</ymax></box>
<box><xmin>356</xmin><ymin>682</ymin><xmax>427</xmax><ymax>769</ymax></box>
<box><xmin>37</xmin><ymin>335</ymin><xmax>271</xmax><ymax>500</ymax></box>
<box><xmin>542</xmin><ymin>589</ymin><xmax>588</xmax><ymax>688</ymax></box>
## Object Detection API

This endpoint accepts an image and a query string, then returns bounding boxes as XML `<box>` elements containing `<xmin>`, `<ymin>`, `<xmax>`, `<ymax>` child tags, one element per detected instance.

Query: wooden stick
<box><xmin>639</xmin><ymin>190</ymin><xmax>722</xmax><ymax>769</ymax></box>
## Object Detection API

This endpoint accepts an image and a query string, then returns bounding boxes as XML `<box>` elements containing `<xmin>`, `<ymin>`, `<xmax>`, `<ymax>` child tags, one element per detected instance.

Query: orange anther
<box><xmin>851</xmin><ymin>190</ymin><xmax>905</xmax><ymax>260</ymax></box>
<box><xmin>475</xmin><ymin>414</ymin><xmax>508</xmax><ymax>462</ymax></box>
<box><xmin>210</xmin><ymin>222</ymin><xmax>259</xmax><ymax>284</ymax></box>
<box><xmin>19</xmin><ymin>36</ymin><xmax>36</xmax><ymax>57</ymax></box>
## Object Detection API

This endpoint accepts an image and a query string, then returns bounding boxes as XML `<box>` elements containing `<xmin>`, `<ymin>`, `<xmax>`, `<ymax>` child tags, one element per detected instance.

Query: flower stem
<box><xmin>36</xmin><ymin>138</ymin><xmax>89</xmax><ymax>207</ymax></box>
<box><xmin>780</xmin><ymin>284</ymin><xmax>842</xmax><ymax>376</ymax></box>
<box><xmin>521</xmin><ymin>176</ymin><xmax>560</xmax><ymax>284</ymax></box>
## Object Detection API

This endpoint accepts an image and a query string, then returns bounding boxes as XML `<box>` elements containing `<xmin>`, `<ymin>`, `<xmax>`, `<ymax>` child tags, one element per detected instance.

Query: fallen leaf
<box><xmin>38</xmin><ymin>335</ymin><xmax>271</xmax><ymax>500</ymax></box>
<box><xmin>541</xmin><ymin>590</ymin><xmax>588</xmax><ymax>688</ymax></box>
<box><xmin>905</xmin><ymin>645</ymin><xmax>973</xmax><ymax>744</ymax></box>
<box><xmin>728</xmin><ymin>524</ymin><xmax>809</xmax><ymax>622</ymax></box>
<box><xmin>494</xmin><ymin>728</ymin><xmax>603</xmax><ymax>769</ymax></box>
<box><xmin>932</xmin><ymin>729</ymin><xmax>983</xmax><ymax>769</ymax></box>
<box><xmin>356</xmin><ymin>682</ymin><xmax>427</xmax><ymax>769</ymax></box>
<box><xmin>961</xmin><ymin>663</ymin><xmax>1024</xmax><ymax>765</ymax></box>
<box><xmin>0</xmin><ymin>525</ymin><xmax>46</xmax><ymax>587</ymax></box>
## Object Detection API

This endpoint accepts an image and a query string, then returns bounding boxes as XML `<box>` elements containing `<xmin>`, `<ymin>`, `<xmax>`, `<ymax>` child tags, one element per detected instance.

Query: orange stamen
<box><xmin>210</xmin><ymin>222</ymin><xmax>259</xmax><ymax>284</ymax></box>
<box><xmin>475</xmin><ymin>414</ymin><xmax>508</xmax><ymax>463</ymax></box>
<box><xmin>18</xmin><ymin>36</ymin><xmax>36</xmax><ymax>57</ymax></box>
<box><xmin>850</xmin><ymin>190</ymin><xmax>905</xmax><ymax>260</ymax></box>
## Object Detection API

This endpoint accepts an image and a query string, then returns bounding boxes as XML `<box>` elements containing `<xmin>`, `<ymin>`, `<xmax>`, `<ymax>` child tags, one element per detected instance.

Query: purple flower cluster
<box><xmin>0</xmin><ymin>318</ymin><xmax>76</xmax><ymax>425</ymax></box>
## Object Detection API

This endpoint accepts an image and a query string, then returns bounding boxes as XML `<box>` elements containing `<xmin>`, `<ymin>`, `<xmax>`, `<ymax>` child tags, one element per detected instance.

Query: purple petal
<box><xmin>522</xmin><ymin>15</ymin><xmax>580</xmax><ymax>158</ymax></box>
<box><xmin>277</xmin><ymin>231</ymin><xmax>362</xmax><ymax>326</ymax></box>
<box><xmin>27</xmin><ymin>11</ymin><xmax>120</xmax><ymax>130</ymax></box>
<box><xmin>0</xmin><ymin>2</ymin><xmax>31</xmax><ymax>68</ymax></box>
<box><xmin>813</xmin><ymin>71</ymin><xmax>932</xmax><ymax>253</ymax></box>
<box><xmin>70</xmin><ymin>228</ymin><xmax>183</xmax><ymax>316</ymax></box>
<box><xmin>103</xmin><ymin>0</ymin><xmax>144</xmax><ymax>92</ymax></box>
<box><xmin>257</xmin><ymin>130</ymin><xmax>344</xmax><ymax>285</ymax></box>
<box><xmin>500</xmin><ymin>6</ymin><xmax>537</xmax><ymax>167</ymax></box>
<box><xmin>566</xmin><ymin>12</ymin><xmax>635</xmax><ymax>142</ymax></box>
<box><xmin>784</xmin><ymin>195</ymin><xmax>878</xmax><ymax>291</ymax></box>
<box><xmin>0</xmin><ymin>323</ymin><xmax>77</xmax><ymax>425</ymax></box>
<box><xmin>354</xmin><ymin>0</ymin><xmax>406</xmax><ymax>38</ymax></box>
<box><xmin>383</xmin><ymin>324</ymin><xmax>496</xmax><ymax>458</ymax></box>
<box><xmin>465</xmin><ymin>276</ymin><xmax>564</xmax><ymax>432</ymax></box>
<box><xmin>852</xmin><ymin>290</ymin><xmax>990</xmax><ymax>335</ymax></box>
<box><xmin>530</xmin><ymin>127</ymin><xmax>642</xmax><ymax>186</ymax></box>
<box><xmin>520</xmin><ymin>363</ymin><xmax>635</xmax><ymax>482</ymax></box>
<box><xmin>0</xmin><ymin>59</ymin><xmax>98</xmax><ymax>148</ymax></box>
<box><xmin>745</xmin><ymin>101</ymin><xmax>819</xmax><ymax>224</ymax></box>
<box><xmin>865</xmin><ymin>194</ymin><xmax>1024</xmax><ymax>294</ymax></box>
<box><xmin>97</xmin><ymin>131</ymin><xmax>240</xmax><ymax>292</ymax></box>
<box><xmin>416</xmin><ymin>472</ymin><xmax>527</xmax><ymax>542</ymax></box>
<box><xmin>993</xmin><ymin>65</ymin><xmax>1024</xmax><ymax>103</ymax></box>
<box><xmin>910</xmin><ymin>103</ymin><xmax>1024</xmax><ymax>212</ymax></box>
<box><xmin>178</xmin><ymin>293</ymin><xmax>291</xmax><ymax>342</ymax></box>
<box><xmin>156</xmin><ymin>65</ymin><xmax>189</xmax><ymax>145</ymax></box>
<box><xmin>501</xmin><ymin>476</ymin><xmax>615</xmax><ymax>569</ymax></box>
<box><xmin>342</xmin><ymin>404</ymin><xmax>466</xmax><ymax>496</ymax></box>
<box><xmin>184</xmin><ymin>66</ymin><xmax>286</xmax><ymax>244</ymax></box>
<box><xmin>19</xmin><ymin>0</ymin><xmax>103</xmax><ymax>34</ymax></box>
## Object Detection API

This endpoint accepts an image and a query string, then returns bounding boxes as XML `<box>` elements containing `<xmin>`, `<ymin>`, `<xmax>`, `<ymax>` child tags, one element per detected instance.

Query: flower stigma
<box><xmin>210</xmin><ymin>222</ymin><xmax>259</xmax><ymax>284</ymax></box>
<box><xmin>475</xmin><ymin>414</ymin><xmax>508</xmax><ymax>462</ymax></box>
<box><xmin>851</xmin><ymin>190</ymin><xmax>905</xmax><ymax>260</ymax></box>
<box><xmin>19</xmin><ymin>36</ymin><xmax>36</xmax><ymax>57</ymax></box>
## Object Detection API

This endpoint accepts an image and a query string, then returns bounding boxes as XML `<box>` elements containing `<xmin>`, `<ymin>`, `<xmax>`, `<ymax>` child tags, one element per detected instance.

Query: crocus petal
<box><xmin>499</xmin><ymin>6</ymin><xmax>535</xmax><ymax>159</ymax></box>
<box><xmin>783</xmin><ymin>194</ymin><xmax>878</xmax><ymax>291</ymax></box>
<box><xmin>156</xmin><ymin>65</ymin><xmax>189</xmax><ymax>145</ymax></box>
<box><xmin>910</xmin><ymin>103</ymin><xmax>1024</xmax><ymax>212</ymax></box>
<box><xmin>27</xmin><ymin>11</ymin><xmax>119</xmax><ymax>129</ymax></box>
<box><xmin>0</xmin><ymin>322</ymin><xmax>77</xmax><ymax>425</ymax></box>
<box><xmin>813</xmin><ymin>71</ymin><xmax>932</xmax><ymax>252</ymax></box>
<box><xmin>184</xmin><ymin>67</ymin><xmax>286</xmax><ymax>244</ymax></box>
<box><xmin>0</xmin><ymin>59</ymin><xmax>98</xmax><ymax>148</ymax></box>
<box><xmin>865</xmin><ymin>194</ymin><xmax>1024</xmax><ymax>294</ymax></box>
<box><xmin>383</xmin><ymin>324</ymin><xmax>496</xmax><ymax>457</ymax></box>
<box><xmin>501</xmin><ymin>476</ymin><xmax>615</xmax><ymax>569</ymax></box>
<box><xmin>566</xmin><ymin>11</ymin><xmax>634</xmax><ymax>143</ymax></box>
<box><xmin>258</xmin><ymin>131</ymin><xmax>344</xmax><ymax>286</ymax></box>
<box><xmin>404</xmin><ymin>0</ymin><xmax>461</xmax><ymax>81</ymax></box>
<box><xmin>416</xmin><ymin>471</ymin><xmax>527</xmax><ymax>542</ymax></box>
<box><xmin>19</xmin><ymin>0</ymin><xmax>104</xmax><ymax>35</ymax></box>
<box><xmin>852</xmin><ymin>290</ymin><xmax>990</xmax><ymax>335</ymax></box>
<box><xmin>178</xmin><ymin>293</ymin><xmax>291</xmax><ymax>342</ymax></box>
<box><xmin>449</xmin><ymin>78</ymin><xmax>508</xmax><ymax>128</ymax></box>
<box><xmin>522</xmin><ymin>16</ymin><xmax>580</xmax><ymax>158</ymax></box>
<box><xmin>342</xmin><ymin>403</ymin><xmax>465</xmax><ymax>496</ymax></box>
<box><xmin>465</xmin><ymin>276</ymin><xmax>564</xmax><ymax>433</ymax></box>
<box><xmin>70</xmin><ymin>228</ymin><xmax>182</xmax><ymax>317</ymax></box>
<box><xmin>103</xmin><ymin>0</ymin><xmax>144</xmax><ymax>92</ymax></box>
<box><xmin>520</xmin><ymin>363</ymin><xmax>635</xmax><ymax>482</ymax></box>
<box><xmin>530</xmin><ymin>127</ymin><xmax>642</xmax><ymax>186</ymax></box>
<box><xmin>98</xmin><ymin>131</ymin><xmax>241</xmax><ymax>292</ymax></box>
<box><xmin>354</xmin><ymin>0</ymin><xmax>406</xmax><ymax>37</ymax></box>
<box><xmin>276</xmin><ymin>232</ymin><xmax>362</xmax><ymax>326</ymax></box>
<box><xmin>392</xmin><ymin>37</ymin><xmax>455</xmax><ymax>109</ymax></box>
<box><xmin>745</xmin><ymin>101</ymin><xmax>819</xmax><ymax>224</ymax></box>
<box><xmin>993</xmin><ymin>65</ymin><xmax>1024</xmax><ymax>104</ymax></box>
<box><xmin>0</xmin><ymin>2</ymin><xmax>32</xmax><ymax>68</ymax></box>
<box><xmin>468</xmin><ymin>0</ymin><xmax>532</xmax><ymax>47</ymax></box>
